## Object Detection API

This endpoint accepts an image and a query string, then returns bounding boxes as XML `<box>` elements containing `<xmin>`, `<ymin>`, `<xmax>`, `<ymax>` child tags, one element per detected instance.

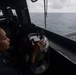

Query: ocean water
<box><xmin>30</xmin><ymin>13</ymin><xmax>76</xmax><ymax>41</ymax></box>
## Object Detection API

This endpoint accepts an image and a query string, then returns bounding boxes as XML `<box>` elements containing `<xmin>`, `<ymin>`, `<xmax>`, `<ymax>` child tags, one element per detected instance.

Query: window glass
<box><xmin>26</xmin><ymin>0</ymin><xmax>45</xmax><ymax>28</ymax></box>
<box><xmin>27</xmin><ymin>0</ymin><xmax>76</xmax><ymax>41</ymax></box>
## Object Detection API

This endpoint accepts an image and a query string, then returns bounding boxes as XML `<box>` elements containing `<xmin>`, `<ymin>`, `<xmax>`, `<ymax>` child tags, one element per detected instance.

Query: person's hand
<box><xmin>30</xmin><ymin>39</ymin><xmax>45</xmax><ymax>63</ymax></box>
<box><xmin>32</xmin><ymin>39</ymin><xmax>45</xmax><ymax>54</ymax></box>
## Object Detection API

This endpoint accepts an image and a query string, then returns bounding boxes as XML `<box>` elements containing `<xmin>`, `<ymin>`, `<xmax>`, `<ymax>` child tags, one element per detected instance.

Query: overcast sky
<box><xmin>27</xmin><ymin>0</ymin><xmax>76</xmax><ymax>13</ymax></box>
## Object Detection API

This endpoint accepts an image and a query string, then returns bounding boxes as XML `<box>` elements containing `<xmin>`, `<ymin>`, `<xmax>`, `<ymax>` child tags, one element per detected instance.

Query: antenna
<box><xmin>44</xmin><ymin>0</ymin><xmax>48</xmax><ymax>28</ymax></box>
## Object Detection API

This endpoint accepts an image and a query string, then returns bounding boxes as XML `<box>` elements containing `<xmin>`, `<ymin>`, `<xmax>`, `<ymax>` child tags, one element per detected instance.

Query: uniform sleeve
<box><xmin>25</xmin><ymin>62</ymin><xmax>38</xmax><ymax>75</ymax></box>
<box><xmin>0</xmin><ymin>67</ymin><xmax>23</xmax><ymax>75</ymax></box>
<box><xmin>2</xmin><ymin>47</ymin><xmax>38</xmax><ymax>75</ymax></box>
<box><xmin>0</xmin><ymin>62</ymin><xmax>37</xmax><ymax>75</ymax></box>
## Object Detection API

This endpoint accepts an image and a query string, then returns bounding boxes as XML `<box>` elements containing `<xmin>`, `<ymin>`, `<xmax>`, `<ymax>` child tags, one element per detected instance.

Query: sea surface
<box><xmin>30</xmin><ymin>13</ymin><xmax>76</xmax><ymax>41</ymax></box>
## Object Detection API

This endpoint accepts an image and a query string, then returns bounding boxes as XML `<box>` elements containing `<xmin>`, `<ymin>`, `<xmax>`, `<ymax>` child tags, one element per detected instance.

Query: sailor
<box><xmin>0</xmin><ymin>27</ymin><xmax>45</xmax><ymax>75</ymax></box>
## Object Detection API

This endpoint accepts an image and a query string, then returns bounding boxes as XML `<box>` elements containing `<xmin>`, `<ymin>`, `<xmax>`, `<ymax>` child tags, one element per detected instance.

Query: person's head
<box><xmin>0</xmin><ymin>27</ymin><xmax>10</xmax><ymax>52</ymax></box>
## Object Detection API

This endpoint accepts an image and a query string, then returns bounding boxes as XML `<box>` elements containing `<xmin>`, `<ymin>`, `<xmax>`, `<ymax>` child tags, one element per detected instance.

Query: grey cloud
<box><xmin>50</xmin><ymin>0</ymin><xmax>67</xmax><ymax>9</ymax></box>
<box><xmin>51</xmin><ymin>2</ymin><xmax>63</xmax><ymax>9</ymax></box>
<box><xmin>61</xmin><ymin>0</ymin><xmax>66</xmax><ymax>2</ymax></box>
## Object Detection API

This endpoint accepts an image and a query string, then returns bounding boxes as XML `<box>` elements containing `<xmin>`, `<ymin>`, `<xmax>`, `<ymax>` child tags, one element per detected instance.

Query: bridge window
<box><xmin>27</xmin><ymin>0</ymin><xmax>76</xmax><ymax>42</ymax></box>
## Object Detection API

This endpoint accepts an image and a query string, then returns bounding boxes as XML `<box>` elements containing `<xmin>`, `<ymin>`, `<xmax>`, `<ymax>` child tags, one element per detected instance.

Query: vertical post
<box><xmin>44</xmin><ymin>0</ymin><xmax>47</xmax><ymax>28</ymax></box>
